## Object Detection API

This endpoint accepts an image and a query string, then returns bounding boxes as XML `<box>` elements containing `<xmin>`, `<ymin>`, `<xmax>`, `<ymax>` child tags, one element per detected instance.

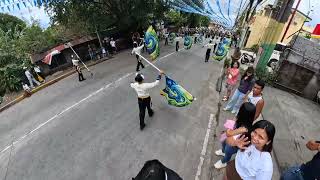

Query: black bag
<box><xmin>132</xmin><ymin>159</ymin><xmax>183</xmax><ymax>180</ymax></box>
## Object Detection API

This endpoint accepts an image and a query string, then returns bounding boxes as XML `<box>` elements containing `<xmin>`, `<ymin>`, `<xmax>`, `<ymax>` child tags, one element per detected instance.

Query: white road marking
<box><xmin>195</xmin><ymin>113</ymin><xmax>214</xmax><ymax>180</ymax></box>
<box><xmin>0</xmin><ymin>51</ymin><xmax>178</xmax><ymax>155</ymax></box>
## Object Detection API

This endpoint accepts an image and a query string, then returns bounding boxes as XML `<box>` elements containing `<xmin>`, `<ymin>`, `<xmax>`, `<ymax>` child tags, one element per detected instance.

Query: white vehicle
<box><xmin>266</xmin><ymin>42</ymin><xmax>287</xmax><ymax>72</ymax></box>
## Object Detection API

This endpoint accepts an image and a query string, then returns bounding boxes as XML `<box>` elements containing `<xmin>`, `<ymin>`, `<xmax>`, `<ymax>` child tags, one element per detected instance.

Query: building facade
<box><xmin>245</xmin><ymin>5</ymin><xmax>312</xmax><ymax>48</ymax></box>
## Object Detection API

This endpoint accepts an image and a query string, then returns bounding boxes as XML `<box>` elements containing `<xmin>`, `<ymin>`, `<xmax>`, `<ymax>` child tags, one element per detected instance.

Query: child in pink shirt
<box><xmin>223</xmin><ymin>61</ymin><xmax>240</xmax><ymax>101</ymax></box>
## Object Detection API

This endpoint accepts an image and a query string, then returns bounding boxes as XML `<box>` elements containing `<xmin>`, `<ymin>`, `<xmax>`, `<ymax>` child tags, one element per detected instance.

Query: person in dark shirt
<box><xmin>281</xmin><ymin>140</ymin><xmax>320</xmax><ymax>180</ymax></box>
<box><xmin>224</xmin><ymin>66</ymin><xmax>255</xmax><ymax>114</ymax></box>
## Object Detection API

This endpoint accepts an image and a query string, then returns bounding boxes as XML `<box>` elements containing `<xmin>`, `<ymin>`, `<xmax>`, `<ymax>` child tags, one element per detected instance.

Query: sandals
<box><xmin>222</xmin><ymin>96</ymin><xmax>229</xmax><ymax>101</ymax></box>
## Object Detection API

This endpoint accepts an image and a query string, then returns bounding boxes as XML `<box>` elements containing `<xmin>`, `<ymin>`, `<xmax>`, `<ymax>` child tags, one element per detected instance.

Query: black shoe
<box><xmin>140</xmin><ymin>124</ymin><xmax>146</xmax><ymax>131</ymax></box>
<box><xmin>148</xmin><ymin>110</ymin><xmax>154</xmax><ymax>117</ymax></box>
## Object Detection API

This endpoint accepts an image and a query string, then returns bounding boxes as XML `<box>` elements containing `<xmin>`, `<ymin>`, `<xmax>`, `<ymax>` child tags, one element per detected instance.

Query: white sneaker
<box><xmin>223</xmin><ymin>107</ymin><xmax>229</xmax><ymax>111</ymax></box>
<box><xmin>215</xmin><ymin>149</ymin><xmax>225</xmax><ymax>156</ymax></box>
<box><xmin>214</xmin><ymin>160</ymin><xmax>227</xmax><ymax>169</ymax></box>
<box><xmin>231</xmin><ymin>110</ymin><xmax>237</xmax><ymax>114</ymax></box>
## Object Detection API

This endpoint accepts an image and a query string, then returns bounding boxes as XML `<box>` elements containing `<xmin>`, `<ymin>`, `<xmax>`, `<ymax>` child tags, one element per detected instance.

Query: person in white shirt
<box><xmin>130</xmin><ymin>71</ymin><xmax>164</xmax><ymax>130</ymax></box>
<box><xmin>164</xmin><ymin>33</ymin><xmax>169</xmax><ymax>45</ymax></box>
<box><xmin>204</xmin><ymin>40</ymin><xmax>215</xmax><ymax>62</ymax></box>
<box><xmin>22</xmin><ymin>82</ymin><xmax>32</xmax><ymax>97</ymax></box>
<box><xmin>34</xmin><ymin>65</ymin><xmax>45</xmax><ymax>82</ymax></box>
<box><xmin>131</xmin><ymin>42</ymin><xmax>145</xmax><ymax>72</ymax></box>
<box><xmin>243</xmin><ymin>80</ymin><xmax>265</xmax><ymax>120</ymax></box>
<box><xmin>174</xmin><ymin>35</ymin><xmax>182</xmax><ymax>52</ymax></box>
<box><xmin>23</xmin><ymin>67</ymin><xmax>40</xmax><ymax>89</ymax></box>
<box><xmin>110</xmin><ymin>38</ymin><xmax>117</xmax><ymax>54</ymax></box>
<box><xmin>225</xmin><ymin>120</ymin><xmax>276</xmax><ymax>180</ymax></box>
<box><xmin>71</xmin><ymin>55</ymin><xmax>85</xmax><ymax>82</ymax></box>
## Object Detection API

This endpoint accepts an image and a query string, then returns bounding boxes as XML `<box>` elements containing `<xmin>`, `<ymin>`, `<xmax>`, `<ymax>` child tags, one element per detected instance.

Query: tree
<box><xmin>164</xmin><ymin>10</ymin><xmax>188</xmax><ymax>27</ymax></box>
<box><xmin>0</xmin><ymin>14</ymin><xmax>63</xmax><ymax>94</ymax></box>
<box><xmin>46</xmin><ymin>0</ymin><xmax>169</xmax><ymax>35</ymax></box>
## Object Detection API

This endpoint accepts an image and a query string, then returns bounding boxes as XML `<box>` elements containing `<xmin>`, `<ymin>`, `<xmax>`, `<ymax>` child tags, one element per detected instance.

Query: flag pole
<box><xmin>66</xmin><ymin>43</ymin><xmax>93</xmax><ymax>76</ymax></box>
<box><xmin>136</xmin><ymin>53</ymin><xmax>161</xmax><ymax>72</ymax></box>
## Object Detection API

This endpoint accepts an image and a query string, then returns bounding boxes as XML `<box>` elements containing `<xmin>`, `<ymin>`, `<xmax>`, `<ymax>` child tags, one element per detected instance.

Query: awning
<box><xmin>42</xmin><ymin>50</ymin><xmax>61</xmax><ymax>65</ymax></box>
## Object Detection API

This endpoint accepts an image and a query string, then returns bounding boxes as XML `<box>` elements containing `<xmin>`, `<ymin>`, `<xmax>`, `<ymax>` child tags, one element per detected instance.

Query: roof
<box><xmin>30</xmin><ymin>36</ymin><xmax>97</xmax><ymax>63</ymax></box>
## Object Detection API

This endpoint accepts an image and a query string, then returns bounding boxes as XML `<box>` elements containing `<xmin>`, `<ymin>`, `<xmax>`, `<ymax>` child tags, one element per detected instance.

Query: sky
<box><xmin>0</xmin><ymin>0</ymin><xmax>319</xmax><ymax>29</ymax></box>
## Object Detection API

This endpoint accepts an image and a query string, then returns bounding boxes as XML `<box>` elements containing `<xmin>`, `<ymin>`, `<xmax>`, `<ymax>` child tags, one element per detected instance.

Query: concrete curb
<box><xmin>0</xmin><ymin>57</ymin><xmax>112</xmax><ymax>113</ymax></box>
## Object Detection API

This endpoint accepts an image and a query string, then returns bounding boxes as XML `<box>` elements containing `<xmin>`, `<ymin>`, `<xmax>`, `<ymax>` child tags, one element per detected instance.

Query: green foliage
<box><xmin>165</xmin><ymin>10</ymin><xmax>188</xmax><ymax>27</ymax></box>
<box><xmin>255</xmin><ymin>67</ymin><xmax>277</xmax><ymax>85</ymax></box>
<box><xmin>250</xmin><ymin>44</ymin><xmax>259</xmax><ymax>53</ymax></box>
<box><xmin>47</xmin><ymin>0</ymin><xmax>169</xmax><ymax>34</ymax></box>
<box><xmin>305</xmin><ymin>33</ymin><xmax>311</xmax><ymax>39</ymax></box>
<box><xmin>199</xmin><ymin>16</ymin><xmax>210</xmax><ymax>27</ymax></box>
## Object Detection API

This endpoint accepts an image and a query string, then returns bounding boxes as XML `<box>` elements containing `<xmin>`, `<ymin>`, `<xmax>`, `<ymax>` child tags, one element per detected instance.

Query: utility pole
<box><xmin>95</xmin><ymin>24</ymin><xmax>103</xmax><ymax>49</ymax></box>
<box><xmin>280</xmin><ymin>0</ymin><xmax>302</xmax><ymax>42</ymax></box>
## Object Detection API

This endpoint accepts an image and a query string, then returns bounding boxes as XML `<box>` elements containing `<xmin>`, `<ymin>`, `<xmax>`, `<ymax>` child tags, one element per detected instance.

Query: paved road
<box><xmin>0</xmin><ymin>43</ymin><xmax>223</xmax><ymax>180</ymax></box>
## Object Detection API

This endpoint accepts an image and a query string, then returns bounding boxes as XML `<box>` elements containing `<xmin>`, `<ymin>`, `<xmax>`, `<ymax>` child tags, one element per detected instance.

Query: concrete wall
<box><xmin>276</xmin><ymin>36</ymin><xmax>320</xmax><ymax>100</ymax></box>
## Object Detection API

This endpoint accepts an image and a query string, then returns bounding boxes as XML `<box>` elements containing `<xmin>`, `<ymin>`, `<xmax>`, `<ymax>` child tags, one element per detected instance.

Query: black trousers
<box><xmin>213</xmin><ymin>44</ymin><xmax>217</xmax><ymax>53</ymax></box>
<box><xmin>165</xmin><ymin>38</ymin><xmax>168</xmax><ymax>45</ymax></box>
<box><xmin>176</xmin><ymin>41</ymin><xmax>179</xmax><ymax>52</ymax></box>
<box><xmin>205</xmin><ymin>49</ymin><xmax>211</xmax><ymax>62</ymax></box>
<box><xmin>136</xmin><ymin>55</ymin><xmax>145</xmax><ymax>71</ymax></box>
<box><xmin>138</xmin><ymin>97</ymin><xmax>153</xmax><ymax>127</ymax></box>
<box><xmin>78</xmin><ymin>71</ymin><xmax>85</xmax><ymax>81</ymax></box>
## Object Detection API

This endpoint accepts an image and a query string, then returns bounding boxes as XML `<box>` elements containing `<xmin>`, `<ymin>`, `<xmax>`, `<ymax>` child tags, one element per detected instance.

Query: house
<box><xmin>244</xmin><ymin>5</ymin><xmax>312</xmax><ymax>48</ymax></box>
<box><xmin>30</xmin><ymin>36</ymin><xmax>101</xmax><ymax>75</ymax></box>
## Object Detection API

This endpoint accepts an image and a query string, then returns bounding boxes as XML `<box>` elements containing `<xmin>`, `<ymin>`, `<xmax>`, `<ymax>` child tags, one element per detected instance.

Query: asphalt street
<box><xmin>0</xmin><ymin>42</ymin><xmax>223</xmax><ymax>180</ymax></box>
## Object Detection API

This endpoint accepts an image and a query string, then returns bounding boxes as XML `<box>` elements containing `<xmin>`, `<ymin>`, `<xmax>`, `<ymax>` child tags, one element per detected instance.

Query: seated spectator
<box><xmin>280</xmin><ymin>140</ymin><xmax>320</xmax><ymax>180</ymax></box>
<box><xmin>22</xmin><ymin>82</ymin><xmax>32</xmax><ymax>97</ymax></box>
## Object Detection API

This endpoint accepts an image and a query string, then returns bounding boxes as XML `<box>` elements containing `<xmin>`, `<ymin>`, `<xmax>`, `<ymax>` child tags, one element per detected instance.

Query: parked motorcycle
<box><xmin>240</xmin><ymin>53</ymin><xmax>255</xmax><ymax>64</ymax></box>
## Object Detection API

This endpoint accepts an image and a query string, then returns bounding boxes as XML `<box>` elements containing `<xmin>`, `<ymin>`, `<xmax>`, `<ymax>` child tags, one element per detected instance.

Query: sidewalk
<box><xmin>0</xmin><ymin>56</ymin><xmax>112</xmax><ymax>112</ymax></box>
<box><xmin>210</xmin><ymin>83</ymin><xmax>281</xmax><ymax>179</ymax></box>
<box><xmin>262</xmin><ymin>86</ymin><xmax>320</xmax><ymax>172</ymax></box>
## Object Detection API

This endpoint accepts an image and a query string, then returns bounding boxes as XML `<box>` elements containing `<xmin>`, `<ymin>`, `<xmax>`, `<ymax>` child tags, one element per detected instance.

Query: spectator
<box><xmin>232</xmin><ymin>47</ymin><xmax>242</xmax><ymax>63</ymax></box>
<box><xmin>225</xmin><ymin>120</ymin><xmax>276</xmax><ymax>180</ymax></box>
<box><xmin>214</xmin><ymin>102</ymin><xmax>256</xmax><ymax>169</ymax></box>
<box><xmin>88</xmin><ymin>45</ymin><xmax>94</xmax><ymax>60</ymax></box>
<box><xmin>34</xmin><ymin>65</ymin><xmax>45</xmax><ymax>83</ymax></box>
<box><xmin>223</xmin><ymin>61</ymin><xmax>240</xmax><ymax>101</ymax></box>
<box><xmin>110</xmin><ymin>38</ymin><xmax>117</xmax><ymax>54</ymax></box>
<box><xmin>281</xmin><ymin>140</ymin><xmax>320</xmax><ymax>180</ymax></box>
<box><xmin>224</xmin><ymin>67</ymin><xmax>255</xmax><ymax>114</ymax></box>
<box><xmin>22</xmin><ymin>82</ymin><xmax>32</xmax><ymax>97</ymax></box>
<box><xmin>243</xmin><ymin>80</ymin><xmax>265</xmax><ymax>120</ymax></box>
<box><xmin>23</xmin><ymin>67</ymin><xmax>40</xmax><ymax>89</ymax></box>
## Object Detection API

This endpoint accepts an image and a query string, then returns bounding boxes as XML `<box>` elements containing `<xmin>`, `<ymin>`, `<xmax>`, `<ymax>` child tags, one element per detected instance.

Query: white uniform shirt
<box><xmin>130</xmin><ymin>80</ymin><xmax>160</xmax><ymax>98</ymax></box>
<box><xmin>235</xmin><ymin>144</ymin><xmax>273</xmax><ymax>180</ymax></box>
<box><xmin>110</xmin><ymin>40</ymin><xmax>116</xmax><ymax>47</ymax></box>
<box><xmin>72</xmin><ymin>59</ymin><xmax>79</xmax><ymax>66</ymax></box>
<box><xmin>131</xmin><ymin>45</ymin><xmax>144</xmax><ymax>56</ymax></box>
<box><xmin>205</xmin><ymin>43</ymin><xmax>215</xmax><ymax>49</ymax></box>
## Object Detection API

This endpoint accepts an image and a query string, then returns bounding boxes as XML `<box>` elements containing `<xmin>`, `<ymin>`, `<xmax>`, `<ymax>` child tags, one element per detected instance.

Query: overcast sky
<box><xmin>3</xmin><ymin>0</ymin><xmax>320</xmax><ymax>29</ymax></box>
